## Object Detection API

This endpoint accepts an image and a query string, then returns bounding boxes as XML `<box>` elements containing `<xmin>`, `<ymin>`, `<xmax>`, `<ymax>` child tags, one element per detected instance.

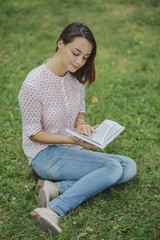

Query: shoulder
<box><xmin>24</xmin><ymin>64</ymin><xmax>45</xmax><ymax>87</ymax></box>
<box><xmin>19</xmin><ymin>63</ymin><xmax>47</xmax><ymax>99</ymax></box>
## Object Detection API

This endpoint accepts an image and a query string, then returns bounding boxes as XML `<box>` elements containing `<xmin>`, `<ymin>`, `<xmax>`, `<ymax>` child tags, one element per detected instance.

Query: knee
<box><xmin>125</xmin><ymin>157</ymin><xmax>137</xmax><ymax>180</ymax></box>
<box><xmin>106</xmin><ymin>159</ymin><xmax>123</xmax><ymax>180</ymax></box>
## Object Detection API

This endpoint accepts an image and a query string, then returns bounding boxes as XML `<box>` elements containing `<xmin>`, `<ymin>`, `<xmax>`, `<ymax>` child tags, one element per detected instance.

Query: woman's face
<box><xmin>58</xmin><ymin>37</ymin><xmax>93</xmax><ymax>73</ymax></box>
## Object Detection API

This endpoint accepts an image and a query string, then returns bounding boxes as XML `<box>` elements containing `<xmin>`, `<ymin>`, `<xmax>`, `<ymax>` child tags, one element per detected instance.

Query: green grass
<box><xmin>0</xmin><ymin>0</ymin><xmax>160</xmax><ymax>239</ymax></box>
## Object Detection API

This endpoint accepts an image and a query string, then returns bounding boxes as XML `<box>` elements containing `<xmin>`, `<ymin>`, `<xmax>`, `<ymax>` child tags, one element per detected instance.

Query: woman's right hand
<box><xmin>71</xmin><ymin>136</ymin><xmax>100</xmax><ymax>149</ymax></box>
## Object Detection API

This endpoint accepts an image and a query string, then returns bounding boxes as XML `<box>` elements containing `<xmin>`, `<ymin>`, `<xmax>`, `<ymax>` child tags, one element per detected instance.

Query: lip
<box><xmin>71</xmin><ymin>64</ymin><xmax>79</xmax><ymax>69</ymax></box>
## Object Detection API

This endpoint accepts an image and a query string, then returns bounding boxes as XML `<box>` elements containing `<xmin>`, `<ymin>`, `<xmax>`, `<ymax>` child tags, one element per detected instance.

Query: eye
<box><xmin>83</xmin><ymin>56</ymin><xmax>90</xmax><ymax>61</ymax></box>
<box><xmin>72</xmin><ymin>52</ymin><xmax>79</xmax><ymax>56</ymax></box>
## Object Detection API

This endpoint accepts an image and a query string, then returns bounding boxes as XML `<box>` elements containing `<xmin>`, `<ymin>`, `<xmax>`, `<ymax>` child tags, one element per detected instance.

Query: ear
<box><xmin>57</xmin><ymin>39</ymin><xmax>64</xmax><ymax>49</ymax></box>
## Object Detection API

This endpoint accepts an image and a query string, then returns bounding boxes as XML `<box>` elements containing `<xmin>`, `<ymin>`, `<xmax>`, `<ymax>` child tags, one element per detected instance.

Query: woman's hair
<box><xmin>56</xmin><ymin>22</ymin><xmax>97</xmax><ymax>87</ymax></box>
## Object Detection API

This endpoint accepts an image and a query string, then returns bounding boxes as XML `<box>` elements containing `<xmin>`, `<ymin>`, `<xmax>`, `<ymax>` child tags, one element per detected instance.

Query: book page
<box><xmin>103</xmin><ymin>122</ymin><xmax>120</xmax><ymax>140</ymax></box>
<box><xmin>91</xmin><ymin>120</ymin><xmax>118</xmax><ymax>145</ymax></box>
<box><xmin>102</xmin><ymin>126</ymin><xmax>125</xmax><ymax>147</ymax></box>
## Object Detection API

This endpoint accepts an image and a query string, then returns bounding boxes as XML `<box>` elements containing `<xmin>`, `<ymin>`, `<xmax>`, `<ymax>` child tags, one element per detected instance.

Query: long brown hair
<box><xmin>56</xmin><ymin>22</ymin><xmax>96</xmax><ymax>87</ymax></box>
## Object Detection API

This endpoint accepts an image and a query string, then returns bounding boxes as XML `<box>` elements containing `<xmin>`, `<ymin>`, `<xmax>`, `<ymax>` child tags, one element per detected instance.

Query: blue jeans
<box><xmin>32</xmin><ymin>145</ymin><xmax>137</xmax><ymax>216</ymax></box>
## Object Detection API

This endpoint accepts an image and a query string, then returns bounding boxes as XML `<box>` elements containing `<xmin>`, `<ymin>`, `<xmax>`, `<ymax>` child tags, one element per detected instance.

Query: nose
<box><xmin>76</xmin><ymin>56</ymin><xmax>83</xmax><ymax>66</ymax></box>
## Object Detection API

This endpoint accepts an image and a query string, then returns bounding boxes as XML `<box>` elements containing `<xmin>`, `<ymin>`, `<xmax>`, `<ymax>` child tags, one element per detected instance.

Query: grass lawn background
<box><xmin>0</xmin><ymin>0</ymin><xmax>160</xmax><ymax>239</ymax></box>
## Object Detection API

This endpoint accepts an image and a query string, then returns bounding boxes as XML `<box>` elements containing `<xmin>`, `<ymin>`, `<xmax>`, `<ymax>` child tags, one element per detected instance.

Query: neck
<box><xmin>46</xmin><ymin>53</ymin><xmax>67</xmax><ymax>77</ymax></box>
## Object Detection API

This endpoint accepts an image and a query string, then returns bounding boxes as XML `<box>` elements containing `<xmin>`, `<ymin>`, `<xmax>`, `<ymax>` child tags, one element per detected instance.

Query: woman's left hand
<box><xmin>76</xmin><ymin>123</ymin><xmax>99</xmax><ymax>137</ymax></box>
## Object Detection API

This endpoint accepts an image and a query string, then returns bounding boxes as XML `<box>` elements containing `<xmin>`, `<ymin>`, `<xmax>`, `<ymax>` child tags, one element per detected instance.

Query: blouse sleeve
<box><xmin>79</xmin><ymin>84</ymin><xmax>86</xmax><ymax>113</ymax></box>
<box><xmin>18</xmin><ymin>81</ymin><xmax>42</xmax><ymax>137</ymax></box>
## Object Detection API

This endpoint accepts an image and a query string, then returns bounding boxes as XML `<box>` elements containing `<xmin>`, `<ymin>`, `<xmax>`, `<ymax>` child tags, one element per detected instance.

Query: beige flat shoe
<box><xmin>36</xmin><ymin>179</ymin><xmax>60</xmax><ymax>207</ymax></box>
<box><xmin>29</xmin><ymin>207</ymin><xmax>62</xmax><ymax>235</ymax></box>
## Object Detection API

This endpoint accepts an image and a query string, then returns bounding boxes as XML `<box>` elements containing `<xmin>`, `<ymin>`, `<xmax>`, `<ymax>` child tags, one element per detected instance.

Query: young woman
<box><xmin>18</xmin><ymin>22</ymin><xmax>137</xmax><ymax>236</ymax></box>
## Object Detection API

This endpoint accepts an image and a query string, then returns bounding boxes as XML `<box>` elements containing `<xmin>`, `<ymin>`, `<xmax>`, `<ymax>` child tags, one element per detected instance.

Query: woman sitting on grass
<box><xmin>18</xmin><ymin>22</ymin><xmax>137</xmax><ymax>236</ymax></box>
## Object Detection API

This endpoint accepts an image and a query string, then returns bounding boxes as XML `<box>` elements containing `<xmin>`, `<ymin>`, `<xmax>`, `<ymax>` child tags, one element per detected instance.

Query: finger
<box><xmin>88</xmin><ymin>124</ymin><xmax>99</xmax><ymax>134</ymax></box>
<box><xmin>90</xmin><ymin>126</ymin><xmax>96</xmax><ymax>133</ymax></box>
<box><xmin>93</xmin><ymin>124</ymin><xmax>99</xmax><ymax>130</ymax></box>
<box><xmin>84</xmin><ymin>142</ymin><xmax>100</xmax><ymax>149</ymax></box>
<box><xmin>76</xmin><ymin>125</ymin><xmax>86</xmax><ymax>134</ymax></box>
<box><xmin>80</xmin><ymin>124</ymin><xmax>88</xmax><ymax>135</ymax></box>
<box><xmin>85</xmin><ymin>124</ymin><xmax>92</xmax><ymax>137</ymax></box>
<box><xmin>77</xmin><ymin>128</ymin><xmax>85</xmax><ymax>134</ymax></box>
<box><xmin>74</xmin><ymin>137</ymin><xmax>100</xmax><ymax>149</ymax></box>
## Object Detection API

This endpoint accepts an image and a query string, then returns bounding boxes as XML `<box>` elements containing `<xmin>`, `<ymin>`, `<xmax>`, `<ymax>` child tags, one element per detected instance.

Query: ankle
<box><xmin>53</xmin><ymin>184</ymin><xmax>61</xmax><ymax>195</ymax></box>
<box><xmin>46</xmin><ymin>207</ymin><xmax>60</xmax><ymax>216</ymax></box>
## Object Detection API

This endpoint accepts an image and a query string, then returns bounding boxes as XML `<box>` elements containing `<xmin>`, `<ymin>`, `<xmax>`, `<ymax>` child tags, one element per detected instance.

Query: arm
<box><xmin>29</xmin><ymin>130</ymin><xmax>99</xmax><ymax>149</ymax></box>
<box><xmin>75</xmin><ymin>112</ymin><xmax>85</xmax><ymax>126</ymax></box>
<box><xmin>29</xmin><ymin>130</ymin><xmax>74</xmax><ymax>144</ymax></box>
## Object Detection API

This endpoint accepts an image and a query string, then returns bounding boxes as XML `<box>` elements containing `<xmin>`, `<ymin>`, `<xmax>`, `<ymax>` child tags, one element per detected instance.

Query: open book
<box><xmin>66</xmin><ymin>119</ymin><xmax>125</xmax><ymax>148</ymax></box>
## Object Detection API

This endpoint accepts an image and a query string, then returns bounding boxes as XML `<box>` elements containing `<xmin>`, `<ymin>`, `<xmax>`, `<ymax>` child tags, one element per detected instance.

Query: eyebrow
<box><xmin>74</xmin><ymin>48</ymin><xmax>91</xmax><ymax>56</ymax></box>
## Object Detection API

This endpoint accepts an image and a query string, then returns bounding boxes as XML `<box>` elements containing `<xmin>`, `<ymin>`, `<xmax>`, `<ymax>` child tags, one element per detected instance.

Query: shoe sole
<box><xmin>35</xmin><ymin>179</ymin><xmax>59</xmax><ymax>207</ymax></box>
<box><xmin>29</xmin><ymin>211</ymin><xmax>62</xmax><ymax>235</ymax></box>
<box><xmin>37</xmin><ymin>189</ymin><xmax>47</xmax><ymax>207</ymax></box>
<box><xmin>36</xmin><ymin>179</ymin><xmax>47</xmax><ymax>207</ymax></box>
<box><xmin>36</xmin><ymin>179</ymin><xmax>44</xmax><ymax>194</ymax></box>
